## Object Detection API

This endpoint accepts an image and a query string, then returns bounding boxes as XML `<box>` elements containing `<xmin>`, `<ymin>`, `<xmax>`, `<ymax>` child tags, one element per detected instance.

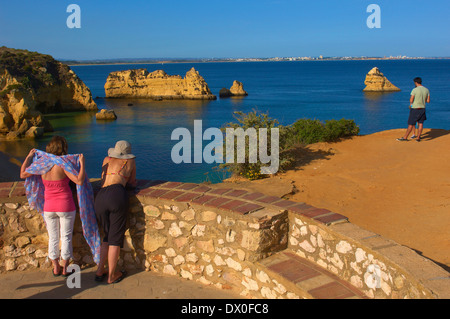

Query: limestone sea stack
<box><xmin>96</xmin><ymin>109</ymin><xmax>117</xmax><ymax>121</ymax></box>
<box><xmin>230</xmin><ymin>80</ymin><xmax>248</xmax><ymax>96</ymax></box>
<box><xmin>104</xmin><ymin>67</ymin><xmax>216</xmax><ymax>100</ymax></box>
<box><xmin>363</xmin><ymin>67</ymin><xmax>401</xmax><ymax>92</ymax></box>
<box><xmin>219</xmin><ymin>80</ymin><xmax>248</xmax><ymax>98</ymax></box>
<box><xmin>0</xmin><ymin>47</ymin><xmax>97</xmax><ymax>140</ymax></box>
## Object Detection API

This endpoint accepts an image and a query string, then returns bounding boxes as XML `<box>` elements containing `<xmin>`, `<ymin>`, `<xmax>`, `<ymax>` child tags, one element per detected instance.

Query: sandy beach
<box><xmin>223</xmin><ymin>128</ymin><xmax>450</xmax><ymax>270</ymax></box>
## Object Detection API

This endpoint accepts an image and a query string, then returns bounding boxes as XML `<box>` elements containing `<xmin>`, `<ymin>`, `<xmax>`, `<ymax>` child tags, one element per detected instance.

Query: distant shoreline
<box><xmin>65</xmin><ymin>57</ymin><xmax>450</xmax><ymax>67</ymax></box>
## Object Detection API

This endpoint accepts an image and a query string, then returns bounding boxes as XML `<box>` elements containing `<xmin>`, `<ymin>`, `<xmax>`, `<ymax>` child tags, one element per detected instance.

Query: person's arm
<box><xmin>409</xmin><ymin>94</ymin><xmax>415</xmax><ymax>108</ymax></box>
<box><xmin>426</xmin><ymin>94</ymin><xmax>430</xmax><ymax>103</ymax></box>
<box><xmin>64</xmin><ymin>154</ymin><xmax>86</xmax><ymax>185</ymax></box>
<box><xmin>20</xmin><ymin>149</ymin><xmax>36</xmax><ymax>179</ymax></box>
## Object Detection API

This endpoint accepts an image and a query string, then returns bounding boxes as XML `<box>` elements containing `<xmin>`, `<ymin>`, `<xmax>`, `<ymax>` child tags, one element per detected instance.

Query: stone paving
<box><xmin>0</xmin><ymin>251</ymin><xmax>367</xmax><ymax>299</ymax></box>
<box><xmin>258</xmin><ymin>251</ymin><xmax>366</xmax><ymax>299</ymax></box>
<box><xmin>0</xmin><ymin>267</ymin><xmax>242</xmax><ymax>299</ymax></box>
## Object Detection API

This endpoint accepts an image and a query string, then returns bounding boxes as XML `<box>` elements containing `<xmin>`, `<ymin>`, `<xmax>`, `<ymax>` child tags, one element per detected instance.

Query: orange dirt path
<box><xmin>282</xmin><ymin>129</ymin><xmax>450</xmax><ymax>268</ymax></box>
<box><xmin>226</xmin><ymin>129</ymin><xmax>450</xmax><ymax>269</ymax></box>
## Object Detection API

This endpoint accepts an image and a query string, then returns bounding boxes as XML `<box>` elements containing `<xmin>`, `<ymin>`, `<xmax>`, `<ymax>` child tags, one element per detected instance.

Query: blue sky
<box><xmin>1</xmin><ymin>0</ymin><xmax>449</xmax><ymax>60</ymax></box>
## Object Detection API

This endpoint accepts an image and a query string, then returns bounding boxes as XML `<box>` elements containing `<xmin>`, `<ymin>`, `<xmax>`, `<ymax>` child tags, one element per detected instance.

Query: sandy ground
<box><xmin>224</xmin><ymin>128</ymin><xmax>450</xmax><ymax>270</ymax></box>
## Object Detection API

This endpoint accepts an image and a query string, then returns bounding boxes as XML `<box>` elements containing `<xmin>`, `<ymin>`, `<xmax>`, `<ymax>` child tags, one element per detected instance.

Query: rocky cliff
<box><xmin>363</xmin><ymin>67</ymin><xmax>401</xmax><ymax>92</ymax></box>
<box><xmin>0</xmin><ymin>47</ymin><xmax>97</xmax><ymax>140</ymax></box>
<box><xmin>104</xmin><ymin>67</ymin><xmax>216</xmax><ymax>100</ymax></box>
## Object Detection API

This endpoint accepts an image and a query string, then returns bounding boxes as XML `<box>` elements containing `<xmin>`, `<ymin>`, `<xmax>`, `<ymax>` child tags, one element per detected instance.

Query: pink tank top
<box><xmin>43</xmin><ymin>177</ymin><xmax>76</xmax><ymax>213</ymax></box>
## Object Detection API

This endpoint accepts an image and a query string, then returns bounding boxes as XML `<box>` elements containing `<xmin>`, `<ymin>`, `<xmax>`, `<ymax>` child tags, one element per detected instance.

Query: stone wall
<box><xmin>0</xmin><ymin>180</ymin><xmax>448</xmax><ymax>299</ymax></box>
<box><xmin>287</xmin><ymin>213</ymin><xmax>448</xmax><ymax>299</ymax></box>
<box><xmin>0</xmin><ymin>182</ymin><xmax>95</xmax><ymax>271</ymax></box>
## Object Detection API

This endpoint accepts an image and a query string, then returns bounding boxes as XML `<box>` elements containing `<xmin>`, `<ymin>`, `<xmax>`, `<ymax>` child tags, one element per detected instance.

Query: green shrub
<box><xmin>290</xmin><ymin>119</ymin><xmax>327</xmax><ymax>145</ymax></box>
<box><xmin>290</xmin><ymin>118</ymin><xmax>359</xmax><ymax>144</ymax></box>
<box><xmin>218</xmin><ymin>110</ymin><xmax>296</xmax><ymax>180</ymax></box>
<box><xmin>323</xmin><ymin>119</ymin><xmax>360</xmax><ymax>141</ymax></box>
<box><xmin>218</xmin><ymin>112</ymin><xmax>359</xmax><ymax>181</ymax></box>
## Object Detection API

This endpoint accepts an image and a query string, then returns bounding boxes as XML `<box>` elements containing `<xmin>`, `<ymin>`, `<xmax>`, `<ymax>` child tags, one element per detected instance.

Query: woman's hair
<box><xmin>46</xmin><ymin>136</ymin><xmax>68</xmax><ymax>156</ymax></box>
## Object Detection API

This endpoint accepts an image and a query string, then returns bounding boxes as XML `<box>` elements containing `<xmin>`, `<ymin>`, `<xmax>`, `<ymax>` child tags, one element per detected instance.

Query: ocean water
<box><xmin>2</xmin><ymin>60</ymin><xmax>449</xmax><ymax>183</ymax></box>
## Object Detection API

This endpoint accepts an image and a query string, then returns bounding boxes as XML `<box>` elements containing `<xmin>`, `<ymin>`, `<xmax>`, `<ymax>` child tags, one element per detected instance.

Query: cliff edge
<box><xmin>104</xmin><ymin>67</ymin><xmax>216</xmax><ymax>100</ymax></box>
<box><xmin>0</xmin><ymin>47</ymin><xmax>97</xmax><ymax>140</ymax></box>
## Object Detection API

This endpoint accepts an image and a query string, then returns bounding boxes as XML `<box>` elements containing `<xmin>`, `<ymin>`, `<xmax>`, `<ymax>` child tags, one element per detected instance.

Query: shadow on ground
<box><xmin>10</xmin><ymin>267</ymin><xmax>242</xmax><ymax>299</ymax></box>
<box><xmin>283</xmin><ymin>144</ymin><xmax>335</xmax><ymax>172</ymax></box>
<box><xmin>18</xmin><ymin>266</ymin><xmax>124</xmax><ymax>299</ymax></box>
<box><xmin>418</xmin><ymin>129</ymin><xmax>450</xmax><ymax>141</ymax></box>
<box><xmin>408</xmin><ymin>247</ymin><xmax>450</xmax><ymax>273</ymax></box>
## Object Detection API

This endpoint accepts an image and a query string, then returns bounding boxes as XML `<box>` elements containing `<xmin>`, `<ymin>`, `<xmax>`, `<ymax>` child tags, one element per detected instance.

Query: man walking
<box><xmin>397</xmin><ymin>77</ymin><xmax>430</xmax><ymax>142</ymax></box>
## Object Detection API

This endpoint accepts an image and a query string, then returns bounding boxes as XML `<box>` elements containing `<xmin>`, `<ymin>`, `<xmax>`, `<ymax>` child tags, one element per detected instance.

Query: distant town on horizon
<box><xmin>62</xmin><ymin>55</ymin><xmax>450</xmax><ymax>66</ymax></box>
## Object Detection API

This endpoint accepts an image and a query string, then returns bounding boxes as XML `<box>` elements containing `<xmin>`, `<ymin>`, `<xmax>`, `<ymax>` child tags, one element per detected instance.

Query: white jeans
<box><xmin>43</xmin><ymin>211</ymin><xmax>76</xmax><ymax>261</ymax></box>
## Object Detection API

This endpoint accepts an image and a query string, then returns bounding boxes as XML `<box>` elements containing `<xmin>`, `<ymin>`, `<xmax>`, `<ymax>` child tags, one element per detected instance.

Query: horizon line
<box><xmin>60</xmin><ymin>56</ymin><xmax>450</xmax><ymax>63</ymax></box>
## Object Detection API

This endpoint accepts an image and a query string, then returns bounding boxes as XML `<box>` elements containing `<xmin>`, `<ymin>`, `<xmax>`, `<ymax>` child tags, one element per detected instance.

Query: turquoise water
<box><xmin>3</xmin><ymin>60</ymin><xmax>450</xmax><ymax>183</ymax></box>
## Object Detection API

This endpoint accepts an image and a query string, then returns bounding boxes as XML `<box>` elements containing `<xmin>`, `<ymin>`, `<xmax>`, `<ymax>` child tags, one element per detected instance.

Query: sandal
<box><xmin>62</xmin><ymin>269</ymin><xmax>75</xmax><ymax>277</ymax></box>
<box><xmin>110</xmin><ymin>270</ymin><xmax>127</xmax><ymax>284</ymax></box>
<box><xmin>52</xmin><ymin>268</ymin><xmax>62</xmax><ymax>277</ymax></box>
<box><xmin>95</xmin><ymin>273</ymin><xmax>108</xmax><ymax>282</ymax></box>
<box><xmin>396</xmin><ymin>137</ymin><xmax>408</xmax><ymax>141</ymax></box>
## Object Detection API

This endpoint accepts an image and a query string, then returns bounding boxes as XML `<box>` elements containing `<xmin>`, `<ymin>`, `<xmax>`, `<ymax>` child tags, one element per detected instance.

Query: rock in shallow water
<box><xmin>95</xmin><ymin>109</ymin><xmax>117</xmax><ymax>121</ymax></box>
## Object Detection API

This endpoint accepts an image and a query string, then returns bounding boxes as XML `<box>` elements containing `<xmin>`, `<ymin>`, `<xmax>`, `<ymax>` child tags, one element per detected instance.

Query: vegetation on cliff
<box><xmin>1</xmin><ymin>47</ymin><xmax>66</xmax><ymax>92</ymax></box>
<box><xmin>219</xmin><ymin>110</ymin><xmax>359</xmax><ymax>180</ymax></box>
<box><xmin>0</xmin><ymin>47</ymin><xmax>97</xmax><ymax>139</ymax></box>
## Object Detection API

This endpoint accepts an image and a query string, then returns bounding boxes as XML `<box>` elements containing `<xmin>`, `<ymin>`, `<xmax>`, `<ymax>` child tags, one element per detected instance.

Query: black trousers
<box><xmin>94</xmin><ymin>184</ymin><xmax>128</xmax><ymax>247</ymax></box>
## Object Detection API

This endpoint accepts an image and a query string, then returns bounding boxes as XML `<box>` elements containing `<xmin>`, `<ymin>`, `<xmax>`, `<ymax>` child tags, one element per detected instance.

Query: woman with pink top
<box><xmin>20</xmin><ymin>136</ymin><xmax>86</xmax><ymax>277</ymax></box>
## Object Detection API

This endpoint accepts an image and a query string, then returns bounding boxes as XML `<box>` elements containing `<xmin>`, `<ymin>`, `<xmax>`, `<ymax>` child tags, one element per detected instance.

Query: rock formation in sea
<box><xmin>104</xmin><ymin>67</ymin><xmax>217</xmax><ymax>100</ymax></box>
<box><xmin>219</xmin><ymin>80</ymin><xmax>248</xmax><ymax>98</ymax></box>
<box><xmin>96</xmin><ymin>109</ymin><xmax>117</xmax><ymax>121</ymax></box>
<box><xmin>363</xmin><ymin>67</ymin><xmax>401</xmax><ymax>92</ymax></box>
<box><xmin>0</xmin><ymin>47</ymin><xmax>97</xmax><ymax>140</ymax></box>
